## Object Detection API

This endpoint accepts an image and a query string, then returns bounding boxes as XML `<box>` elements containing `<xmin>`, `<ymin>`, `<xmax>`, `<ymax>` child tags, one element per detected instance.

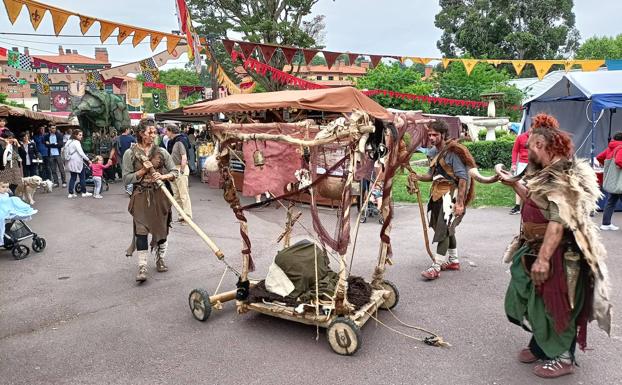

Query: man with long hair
<box><xmin>122</xmin><ymin>118</ymin><xmax>178</xmax><ymax>282</ymax></box>
<box><xmin>499</xmin><ymin>114</ymin><xmax>611</xmax><ymax>378</ymax></box>
<box><xmin>413</xmin><ymin>120</ymin><xmax>477</xmax><ymax>280</ymax></box>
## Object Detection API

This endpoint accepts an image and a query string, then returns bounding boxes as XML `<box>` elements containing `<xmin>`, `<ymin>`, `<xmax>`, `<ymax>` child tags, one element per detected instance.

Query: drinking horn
<box><xmin>468</xmin><ymin>167</ymin><xmax>501</xmax><ymax>184</ymax></box>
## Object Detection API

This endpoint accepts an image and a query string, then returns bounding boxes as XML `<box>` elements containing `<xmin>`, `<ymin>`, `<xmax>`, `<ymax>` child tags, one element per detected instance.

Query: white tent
<box><xmin>522</xmin><ymin>71</ymin><xmax>622</xmax><ymax>160</ymax></box>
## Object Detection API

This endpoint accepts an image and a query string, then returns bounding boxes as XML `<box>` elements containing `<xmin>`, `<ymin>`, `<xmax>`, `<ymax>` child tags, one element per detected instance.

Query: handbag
<box><xmin>603</xmin><ymin>147</ymin><xmax>622</xmax><ymax>194</ymax></box>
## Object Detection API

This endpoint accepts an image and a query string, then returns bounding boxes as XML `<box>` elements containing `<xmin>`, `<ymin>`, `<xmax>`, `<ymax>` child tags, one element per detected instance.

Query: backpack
<box><xmin>63</xmin><ymin>139</ymin><xmax>76</xmax><ymax>161</ymax></box>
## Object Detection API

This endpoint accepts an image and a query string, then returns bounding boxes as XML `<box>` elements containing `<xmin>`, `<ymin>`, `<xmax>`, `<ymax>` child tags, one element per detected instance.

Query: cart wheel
<box><xmin>12</xmin><ymin>245</ymin><xmax>30</xmax><ymax>260</ymax></box>
<box><xmin>327</xmin><ymin>317</ymin><xmax>361</xmax><ymax>356</ymax></box>
<box><xmin>74</xmin><ymin>183</ymin><xmax>82</xmax><ymax>194</ymax></box>
<box><xmin>189</xmin><ymin>288</ymin><xmax>212</xmax><ymax>321</ymax></box>
<box><xmin>32</xmin><ymin>237</ymin><xmax>46</xmax><ymax>252</ymax></box>
<box><xmin>379</xmin><ymin>280</ymin><xmax>399</xmax><ymax>310</ymax></box>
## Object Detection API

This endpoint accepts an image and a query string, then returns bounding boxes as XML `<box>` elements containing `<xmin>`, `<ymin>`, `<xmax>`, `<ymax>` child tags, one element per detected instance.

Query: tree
<box><xmin>355</xmin><ymin>63</ymin><xmax>434</xmax><ymax>111</ymax></box>
<box><xmin>187</xmin><ymin>0</ymin><xmax>326</xmax><ymax>91</ymax></box>
<box><xmin>0</xmin><ymin>93</ymin><xmax>26</xmax><ymax>108</ymax></box>
<box><xmin>433</xmin><ymin>62</ymin><xmax>524</xmax><ymax>120</ymax></box>
<box><xmin>576</xmin><ymin>34</ymin><xmax>622</xmax><ymax>59</ymax></box>
<box><xmin>435</xmin><ymin>0</ymin><xmax>580</xmax><ymax>59</ymax></box>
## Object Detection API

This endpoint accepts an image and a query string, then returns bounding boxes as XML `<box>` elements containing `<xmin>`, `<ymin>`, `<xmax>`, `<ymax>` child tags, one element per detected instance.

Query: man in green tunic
<box><xmin>498</xmin><ymin>114</ymin><xmax>611</xmax><ymax>379</ymax></box>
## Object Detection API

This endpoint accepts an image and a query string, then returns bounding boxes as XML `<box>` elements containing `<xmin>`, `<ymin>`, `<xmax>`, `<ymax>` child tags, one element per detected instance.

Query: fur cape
<box><xmin>435</xmin><ymin>139</ymin><xmax>477</xmax><ymax>205</ymax></box>
<box><xmin>524</xmin><ymin>158</ymin><xmax>612</xmax><ymax>335</ymax></box>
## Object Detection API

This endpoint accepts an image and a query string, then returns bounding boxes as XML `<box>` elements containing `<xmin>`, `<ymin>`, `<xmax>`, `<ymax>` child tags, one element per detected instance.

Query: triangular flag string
<box><xmin>99</xmin><ymin>21</ymin><xmax>117</xmax><ymax>43</ymax></box>
<box><xmin>25</xmin><ymin>1</ymin><xmax>46</xmax><ymax>30</ymax></box>
<box><xmin>3</xmin><ymin>0</ymin><xmax>22</xmax><ymax>24</ymax></box>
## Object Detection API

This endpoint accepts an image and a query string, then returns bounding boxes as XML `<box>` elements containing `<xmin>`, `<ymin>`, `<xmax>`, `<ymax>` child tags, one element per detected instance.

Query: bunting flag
<box><xmin>99</xmin><ymin>47</ymin><xmax>181</xmax><ymax>80</ymax></box>
<box><xmin>461</xmin><ymin>59</ymin><xmax>478</xmax><ymax>75</ymax></box>
<box><xmin>442</xmin><ymin>58</ymin><xmax>452</xmax><ymax>69</ymax></box>
<box><xmin>511</xmin><ymin>60</ymin><xmax>528</xmax><ymax>76</ymax></box>
<box><xmin>303</xmin><ymin>49</ymin><xmax>319</xmax><ymax>65</ymax></box>
<box><xmin>322</xmin><ymin>51</ymin><xmax>341</xmax><ymax>69</ymax></box>
<box><xmin>259</xmin><ymin>44</ymin><xmax>277</xmax><ymax>64</ymax></box>
<box><xmin>280</xmin><ymin>47</ymin><xmax>298</xmax><ymax>65</ymax></box>
<box><xmin>139</xmin><ymin>58</ymin><xmax>160</xmax><ymax>82</ymax></box>
<box><xmin>533</xmin><ymin>60</ymin><xmax>557</xmax><ymax>80</ymax></box>
<box><xmin>581</xmin><ymin>60</ymin><xmax>606</xmax><ymax>72</ymax></box>
<box><xmin>7</xmin><ymin>50</ymin><xmax>19</xmax><ymax>68</ymax></box>
<box><xmin>362</xmin><ymin>89</ymin><xmax>524</xmax><ymax>111</ymax></box>
<box><xmin>127</xmin><ymin>80</ymin><xmax>143</xmax><ymax>107</ymax></box>
<box><xmin>2</xmin><ymin>0</ymin><xmax>184</xmax><ymax>54</ymax></box>
<box><xmin>166</xmin><ymin>85</ymin><xmax>180</xmax><ymax>109</ymax></box>
<box><xmin>205</xmin><ymin>48</ymin><xmax>255</xmax><ymax>94</ymax></box>
<box><xmin>239</xmin><ymin>55</ymin><xmax>327</xmax><ymax>90</ymax></box>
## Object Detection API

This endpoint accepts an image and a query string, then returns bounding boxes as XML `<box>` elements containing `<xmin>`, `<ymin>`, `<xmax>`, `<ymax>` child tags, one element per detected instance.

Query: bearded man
<box><xmin>122</xmin><ymin>119</ymin><xmax>178</xmax><ymax>282</ymax></box>
<box><xmin>498</xmin><ymin>114</ymin><xmax>611</xmax><ymax>379</ymax></box>
<box><xmin>413</xmin><ymin>120</ymin><xmax>477</xmax><ymax>280</ymax></box>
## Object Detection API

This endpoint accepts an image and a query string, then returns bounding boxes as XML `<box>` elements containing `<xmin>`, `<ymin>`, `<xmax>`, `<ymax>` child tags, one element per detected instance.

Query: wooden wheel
<box><xmin>326</xmin><ymin>317</ymin><xmax>361</xmax><ymax>356</ymax></box>
<box><xmin>379</xmin><ymin>280</ymin><xmax>399</xmax><ymax>310</ymax></box>
<box><xmin>188</xmin><ymin>288</ymin><xmax>212</xmax><ymax>321</ymax></box>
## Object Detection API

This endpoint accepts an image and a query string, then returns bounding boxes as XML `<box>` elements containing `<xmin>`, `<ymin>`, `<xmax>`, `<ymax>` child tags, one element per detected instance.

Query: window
<box><xmin>316</xmin><ymin>75</ymin><xmax>322</xmax><ymax>80</ymax></box>
<box><xmin>328</xmin><ymin>76</ymin><xmax>334</xmax><ymax>81</ymax></box>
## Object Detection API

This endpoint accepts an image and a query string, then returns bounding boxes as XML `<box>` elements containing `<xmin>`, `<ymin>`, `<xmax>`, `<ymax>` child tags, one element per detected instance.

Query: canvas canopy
<box><xmin>182</xmin><ymin>87</ymin><xmax>392</xmax><ymax>120</ymax></box>
<box><xmin>522</xmin><ymin>71</ymin><xmax>622</xmax><ymax>159</ymax></box>
<box><xmin>0</xmin><ymin>104</ymin><xmax>69</xmax><ymax>124</ymax></box>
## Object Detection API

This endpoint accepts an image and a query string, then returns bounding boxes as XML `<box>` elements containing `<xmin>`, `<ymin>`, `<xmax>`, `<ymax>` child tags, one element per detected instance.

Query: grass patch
<box><xmin>392</xmin><ymin>167</ymin><xmax>515</xmax><ymax>208</ymax></box>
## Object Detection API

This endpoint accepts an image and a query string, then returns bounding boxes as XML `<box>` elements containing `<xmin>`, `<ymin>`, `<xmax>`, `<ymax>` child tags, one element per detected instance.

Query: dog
<box><xmin>39</xmin><ymin>179</ymin><xmax>53</xmax><ymax>193</ymax></box>
<box><xmin>15</xmin><ymin>175</ymin><xmax>43</xmax><ymax>205</ymax></box>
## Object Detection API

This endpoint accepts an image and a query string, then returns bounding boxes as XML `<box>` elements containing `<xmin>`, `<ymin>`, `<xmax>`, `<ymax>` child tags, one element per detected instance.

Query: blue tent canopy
<box><xmin>522</xmin><ymin>71</ymin><xmax>622</xmax><ymax>159</ymax></box>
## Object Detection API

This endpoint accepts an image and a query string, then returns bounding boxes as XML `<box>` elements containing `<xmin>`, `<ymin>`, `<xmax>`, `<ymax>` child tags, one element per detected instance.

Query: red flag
<box><xmin>259</xmin><ymin>44</ymin><xmax>277</xmax><ymax>64</ymax></box>
<box><xmin>323</xmin><ymin>51</ymin><xmax>341</xmax><ymax>69</ymax></box>
<box><xmin>280</xmin><ymin>47</ymin><xmax>298</xmax><ymax>64</ymax></box>
<box><xmin>347</xmin><ymin>53</ymin><xmax>359</xmax><ymax>65</ymax></box>
<box><xmin>369</xmin><ymin>55</ymin><xmax>382</xmax><ymax>68</ymax></box>
<box><xmin>238</xmin><ymin>42</ymin><xmax>257</xmax><ymax>60</ymax></box>
<box><xmin>222</xmin><ymin>39</ymin><xmax>235</xmax><ymax>58</ymax></box>
<box><xmin>303</xmin><ymin>49</ymin><xmax>319</xmax><ymax>65</ymax></box>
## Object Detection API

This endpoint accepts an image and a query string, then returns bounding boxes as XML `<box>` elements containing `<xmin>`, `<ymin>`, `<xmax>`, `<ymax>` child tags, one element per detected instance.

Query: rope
<box><xmin>365</xmin><ymin>310</ymin><xmax>451</xmax><ymax>348</ymax></box>
<box><xmin>213</xmin><ymin>266</ymin><xmax>228</xmax><ymax>296</ymax></box>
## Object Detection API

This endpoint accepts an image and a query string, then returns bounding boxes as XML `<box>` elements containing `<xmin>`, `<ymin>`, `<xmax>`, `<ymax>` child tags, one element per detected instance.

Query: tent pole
<box><xmin>591</xmin><ymin>110</ymin><xmax>596</xmax><ymax>166</ymax></box>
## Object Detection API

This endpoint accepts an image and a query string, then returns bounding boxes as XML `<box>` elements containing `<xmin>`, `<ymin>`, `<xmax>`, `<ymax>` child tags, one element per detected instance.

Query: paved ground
<box><xmin>0</xmin><ymin>178</ymin><xmax>620</xmax><ymax>385</ymax></box>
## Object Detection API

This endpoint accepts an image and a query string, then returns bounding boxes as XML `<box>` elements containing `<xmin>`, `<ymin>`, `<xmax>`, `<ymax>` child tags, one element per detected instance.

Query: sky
<box><xmin>0</xmin><ymin>0</ymin><xmax>621</xmax><ymax>70</ymax></box>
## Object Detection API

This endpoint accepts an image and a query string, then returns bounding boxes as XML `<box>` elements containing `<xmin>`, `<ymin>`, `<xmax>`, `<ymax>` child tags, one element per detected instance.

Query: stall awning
<box><xmin>0</xmin><ymin>104</ymin><xmax>69</xmax><ymax>124</ymax></box>
<box><xmin>182</xmin><ymin>87</ymin><xmax>392</xmax><ymax>120</ymax></box>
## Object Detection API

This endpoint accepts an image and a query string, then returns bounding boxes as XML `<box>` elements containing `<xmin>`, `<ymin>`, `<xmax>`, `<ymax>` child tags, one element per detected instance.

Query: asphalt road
<box><xmin>1</xmin><ymin>179</ymin><xmax>620</xmax><ymax>385</ymax></box>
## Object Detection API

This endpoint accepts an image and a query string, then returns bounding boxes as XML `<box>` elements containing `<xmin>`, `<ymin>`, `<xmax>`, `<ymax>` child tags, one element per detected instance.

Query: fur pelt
<box><xmin>523</xmin><ymin>158</ymin><xmax>612</xmax><ymax>335</ymax></box>
<box><xmin>15</xmin><ymin>175</ymin><xmax>42</xmax><ymax>204</ymax></box>
<box><xmin>437</xmin><ymin>139</ymin><xmax>477</xmax><ymax>205</ymax></box>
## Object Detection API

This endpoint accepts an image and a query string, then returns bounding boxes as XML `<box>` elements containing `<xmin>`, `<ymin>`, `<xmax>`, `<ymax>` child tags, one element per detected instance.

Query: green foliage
<box><xmin>188</xmin><ymin>0</ymin><xmax>325</xmax><ymax>91</ymax></box>
<box><xmin>576</xmin><ymin>34</ymin><xmax>622</xmax><ymax>59</ymax></box>
<box><xmin>464</xmin><ymin>137</ymin><xmax>514</xmax><ymax>169</ymax></box>
<box><xmin>355</xmin><ymin>63</ymin><xmax>433</xmax><ymax>110</ymax></box>
<box><xmin>0</xmin><ymin>93</ymin><xmax>26</xmax><ymax>108</ymax></box>
<box><xmin>477</xmin><ymin>129</ymin><xmax>513</xmax><ymax>141</ymax></box>
<box><xmin>432</xmin><ymin>62</ymin><xmax>524</xmax><ymax>121</ymax></box>
<box><xmin>140</xmin><ymin>69</ymin><xmax>205</xmax><ymax>113</ymax></box>
<box><xmin>435</xmin><ymin>0</ymin><xmax>580</xmax><ymax>59</ymax></box>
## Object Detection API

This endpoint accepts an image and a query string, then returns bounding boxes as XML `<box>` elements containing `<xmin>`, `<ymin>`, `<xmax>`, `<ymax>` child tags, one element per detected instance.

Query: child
<box><xmin>90</xmin><ymin>156</ymin><xmax>112</xmax><ymax>199</ymax></box>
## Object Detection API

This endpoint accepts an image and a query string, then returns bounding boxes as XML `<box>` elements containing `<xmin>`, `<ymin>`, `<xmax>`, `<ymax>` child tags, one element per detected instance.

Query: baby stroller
<box><xmin>4</xmin><ymin>219</ymin><xmax>46</xmax><ymax>259</ymax></box>
<box><xmin>74</xmin><ymin>160</ymin><xmax>110</xmax><ymax>194</ymax></box>
<box><xmin>358</xmin><ymin>176</ymin><xmax>384</xmax><ymax>224</ymax></box>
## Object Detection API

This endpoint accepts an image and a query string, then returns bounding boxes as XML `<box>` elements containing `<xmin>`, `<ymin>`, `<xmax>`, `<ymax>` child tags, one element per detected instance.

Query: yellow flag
<box><xmin>50</xmin><ymin>8</ymin><xmax>71</xmax><ymax>36</ymax></box>
<box><xmin>486</xmin><ymin>60</ymin><xmax>503</xmax><ymax>67</ymax></box>
<box><xmin>442</xmin><ymin>58</ymin><xmax>452</xmax><ymax>69</ymax></box>
<box><xmin>532</xmin><ymin>60</ymin><xmax>557</xmax><ymax>80</ymax></box>
<box><xmin>127</xmin><ymin>80</ymin><xmax>143</xmax><ymax>107</ymax></box>
<box><xmin>132</xmin><ymin>29</ymin><xmax>149</xmax><ymax>47</ymax></box>
<box><xmin>511</xmin><ymin>60</ymin><xmax>528</xmax><ymax>75</ymax></box>
<box><xmin>580</xmin><ymin>60</ymin><xmax>605</xmax><ymax>72</ymax></box>
<box><xmin>99</xmin><ymin>21</ymin><xmax>117</xmax><ymax>43</ymax></box>
<box><xmin>25</xmin><ymin>2</ymin><xmax>46</xmax><ymax>30</ymax></box>
<box><xmin>3</xmin><ymin>0</ymin><xmax>23</xmax><ymax>24</ymax></box>
<box><xmin>166</xmin><ymin>36</ymin><xmax>182</xmax><ymax>54</ymax></box>
<box><xmin>564</xmin><ymin>60</ymin><xmax>575</xmax><ymax>72</ymax></box>
<box><xmin>166</xmin><ymin>85</ymin><xmax>180</xmax><ymax>109</ymax></box>
<box><xmin>416</xmin><ymin>57</ymin><xmax>434</xmax><ymax>65</ymax></box>
<box><xmin>79</xmin><ymin>16</ymin><xmax>95</xmax><ymax>35</ymax></box>
<box><xmin>150</xmin><ymin>33</ymin><xmax>164</xmax><ymax>51</ymax></box>
<box><xmin>117</xmin><ymin>25</ymin><xmax>133</xmax><ymax>44</ymax></box>
<box><xmin>461</xmin><ymin>59</ymin><xmax>479</xmax><ymax>75</ymax></box>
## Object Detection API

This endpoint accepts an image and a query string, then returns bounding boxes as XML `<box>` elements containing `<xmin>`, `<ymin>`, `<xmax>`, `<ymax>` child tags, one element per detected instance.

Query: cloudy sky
<box><xmin>1</xmin><ymin>0</ymin><xmax>621</xmax><ymax>68</ymax></box>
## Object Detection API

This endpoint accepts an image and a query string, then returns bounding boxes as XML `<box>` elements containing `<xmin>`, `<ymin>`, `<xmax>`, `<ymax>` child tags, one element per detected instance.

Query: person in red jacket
<box><xmin>509</xmin><ymin>129</ymin><xmax>530</xmax><ymax>215</ymax></box>
<box><xmin>596</xmin><ymin>132</ymin><xmax>622</xmax><ymax>230</ymax></box>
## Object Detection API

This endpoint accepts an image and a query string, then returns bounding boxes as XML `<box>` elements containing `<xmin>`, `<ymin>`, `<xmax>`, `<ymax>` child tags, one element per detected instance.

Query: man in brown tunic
<box><xmin>122</xmin><ymin>119</ymin><xmax>178</xmax><ymax>282</ymax></box>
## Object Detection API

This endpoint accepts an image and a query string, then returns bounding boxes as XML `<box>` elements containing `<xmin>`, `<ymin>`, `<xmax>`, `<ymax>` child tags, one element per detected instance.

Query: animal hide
<box><xmin>523</xmin><ymin>158</ymin><xmax>612</xmax><ymax>335</ymax></box>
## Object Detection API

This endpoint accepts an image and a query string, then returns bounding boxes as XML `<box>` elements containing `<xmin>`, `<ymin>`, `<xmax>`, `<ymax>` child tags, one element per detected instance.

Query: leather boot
<box><xmin>136</xmin><ymin>251</ymin><xmax>148</xmax><ymax>282</ymax></box>
<box><xmin>155</xmin><ymin>241</ymin><xmax>168</xmax><ymax>272</ymax></box>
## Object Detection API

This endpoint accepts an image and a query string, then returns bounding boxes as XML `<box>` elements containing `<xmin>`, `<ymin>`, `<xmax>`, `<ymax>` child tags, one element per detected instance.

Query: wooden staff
<box><xmin>407</xmin><ymin>171</ymin><xmax>436</xmax><ymax>263</ymax></box>
<box><xmin>136</xmin><ymin>152</ymin><xmax>225</xmax><ymax>261</ymax></box>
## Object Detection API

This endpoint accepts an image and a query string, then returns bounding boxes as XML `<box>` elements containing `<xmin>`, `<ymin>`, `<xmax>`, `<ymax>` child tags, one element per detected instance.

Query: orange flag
<box><xmin>132</xmin><ymin>29</ymin><xmax>149</xmax><ymax>47</ymax></box>
<box><xmin>79</xmin><ymin>16</ymin><xmax>96</xmax><ymax>35</ymax></box>
<box><xmin>50</xmin><ymin>8</ymin><xmax>71</xmax><ymax>36</ymax></box>
<box><xmin>461</xmin><ymin>59</ymin><xmax>479</xmax><ymax>75</ymax></box>
<box><xmin>3</xmin><ymin>0</ymin><xmax>23</xmax><ymax>24</ymax></box>
<box><xmin>99</xmin><ymin>21</ymin><xmax>117</xmax><ymax>43</ymax></box>
<box><xmin>25</xmin><ymin>1</ymin><xmax>46</xmax><ymax>30</ymax></box>
<box><xmin>117</xmin><ymin>25</ymin><xmax>133</xmax><ymax>44</ymax></box>
<box><xmin>511</xmin><ymin>60</ymin><xmax>527</xmax><ymax>75</ymax></box>
<box><xmin>532</xmin><ymin>60</ymin><xmax>557</xmax><ymax>80</ymax></box>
